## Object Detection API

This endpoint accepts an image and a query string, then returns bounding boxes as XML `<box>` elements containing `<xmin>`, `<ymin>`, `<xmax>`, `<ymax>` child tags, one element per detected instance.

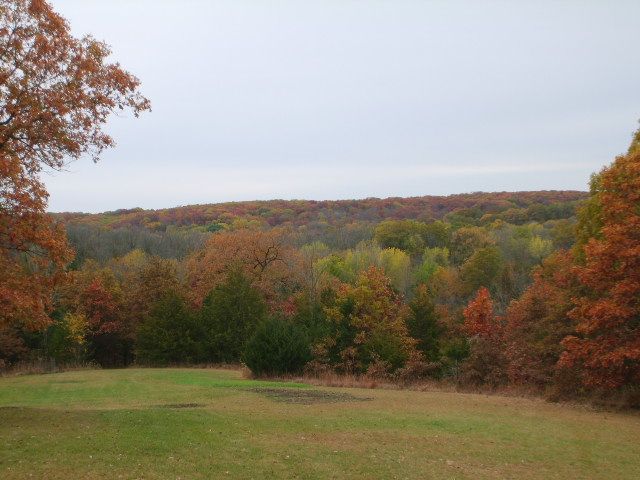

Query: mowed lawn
<box><xmin>0</xmin><ymin>369</ymin><xmax>639</xmax><ymax>479</ymax></box>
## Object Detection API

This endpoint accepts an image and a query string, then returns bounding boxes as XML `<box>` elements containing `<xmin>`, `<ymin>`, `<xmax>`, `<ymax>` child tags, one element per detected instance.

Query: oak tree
<box><xmin>0</xmin><ymin>0</ymin><xmax>149</xmax><ymax>329</ymax></box>
<box><xmin>504</xmin><ymin>251</ymin><xmax>576</xmax><ymax>389</ymax></box>
<box><xmin>560</xmin><ymin>150</ymin><xmax>640</xmax><ymax>391</ymax></box>
<box><xmin>186</xmin><ymin>228</ymin><xmax>296</xmax><ymax>306</ymax></box>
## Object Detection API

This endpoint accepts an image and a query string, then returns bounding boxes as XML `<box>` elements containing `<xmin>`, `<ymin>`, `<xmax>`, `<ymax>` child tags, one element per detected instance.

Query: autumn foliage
<box><xmin>320</xmin><ymin>267</ymin><xmax>419</xmax><ymax>375</ymax></box>
<box><xmin>463</xmin><ymin>288</ymin><xmax>497</xmax><ymax>338</ymax></box>
<box><xmin>186</xmin><ymin>228</ymin><xmax>297</xmax><ymax>307</ymax></box>
<box><xmin>461</xmin><ymin>288</ymin><xmax>506</xmax><ymax>387</ymax></box>
<box><xmin>3</xmin><ymin>1</ymin><xmax>640</xmax><ymax>410</ymax></box>
<box><xmin>0</xmin><ymin>0</ymin><xmax>149</xmax><ymax>329</ymax></box>
<box><xmin>560</xmin><ymin>150</ymin><xmax>640</xmax><ymax>391</ymax></box>
<box><xmin>504</xmin><ymin>251</ymin><xmax>576</xmax><ymax>388</ymax></box>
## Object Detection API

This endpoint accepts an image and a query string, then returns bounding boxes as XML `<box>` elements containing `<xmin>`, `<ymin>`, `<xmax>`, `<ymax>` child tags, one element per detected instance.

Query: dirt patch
<box><xmin>247</xmin><ymin>387</ymin><xmax>372</xmax><ymax>405</ymax></box>
<box><xmin>154</xmin><ymin>403</ymin><xmax>204</xmax><ymax>409</ymax></box>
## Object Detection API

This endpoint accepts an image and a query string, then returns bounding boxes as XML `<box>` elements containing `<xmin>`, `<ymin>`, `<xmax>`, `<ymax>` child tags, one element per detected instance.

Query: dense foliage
<box><xmin>56</xmin><ymin>191</ymin><xmax>586</xmax><ymax>246</ymax></box>
<box><xmin>560</xmin><ymin>149</ymin><xmax>640</xmax><ymax>396</ymax></box>
<box><xmin>243</xmin><ymin>317</ymin><xmax>311</xmax><ymax>376</ymax></box>
<box><xmin>0</xmin><ymin>0</ymin><xmax>149</xmax><ymax>331</ymax></box>
<box><xmin>6</xmin><ymin>148</ymin><xmax>640</xmax><ymax>407</ymax></box>
<box><xmin>2</xmin><ymin>1</ymin><xmax>639</xmax><ymax>408</ymax></box>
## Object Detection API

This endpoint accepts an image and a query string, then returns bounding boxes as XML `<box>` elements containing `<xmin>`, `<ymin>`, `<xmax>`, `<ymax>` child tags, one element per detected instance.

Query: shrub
<box><xmin>407</xmin><ymin>284</ymin><xmax>441</xmax><ymax>361</ymax></box>
<box><xmin>136</xmin><ymin>292</ymin><xmax>203</xmax><ymax>365</ymax></box>
<box><xmin>201</xmin><ymin>269</ymin><xmax>266</xmax><ymax>363</ymax></box>
<box><xmin>243</xmin><ymin>317</ymin><xmax>312</xmax><ymax>377</ymax></box>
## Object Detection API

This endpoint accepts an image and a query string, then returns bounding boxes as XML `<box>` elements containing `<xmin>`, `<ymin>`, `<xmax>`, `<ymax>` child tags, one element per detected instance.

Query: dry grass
<box><xmin>0</xmin><ymin>360</ymin><xmax>98</xmax><ymax>378</ymax></box>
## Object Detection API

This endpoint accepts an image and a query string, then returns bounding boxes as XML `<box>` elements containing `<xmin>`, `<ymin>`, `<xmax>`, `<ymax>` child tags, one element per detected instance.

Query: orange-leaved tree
<box><xmin>461</xmin><ymin>287</ymin><xmax>506</xmax><ymax>387</ymax></box>
<box><xmin>504</xmin><ymin>251</ymin><xmax>576</xmax><ymax>389</ymax></box>
<box><xmin>0</xmin><ymin>0</ymin><xmax>149</xmax><ymax>329</ymax></box>
<box><xmin>186</xmin><ymin>228</ymin><xmax>297</xmax><ymax>307</ymax></box>
<box><xmin>560</xmin><ymin>149</ymin><xmax>640</xmax><ymax>391</ymax></box>
<box><xmin>463</xmin><ymin>287</ymin><xmax>497</xmax><ymax>338</ymax></box>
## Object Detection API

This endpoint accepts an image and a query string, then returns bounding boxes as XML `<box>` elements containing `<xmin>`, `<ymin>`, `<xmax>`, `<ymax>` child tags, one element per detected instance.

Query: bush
<box><xmin>0</xmin><ymin>325</ymin><xmax>28</xmax><ymax>368</ymax></box>
<box><xmin>201</xmin><ymin>269</ymin><xmax>266</xmax><ymax>363</ymax></box>
<box><xmin>136</xmin><ymin>292</ymin><xmax>203</xmax><ymax>365</ymax></box>
<box><xmin>243</xmin><ymin>317</ymin><xmax>311</xmax><ymax>377</ymax></box>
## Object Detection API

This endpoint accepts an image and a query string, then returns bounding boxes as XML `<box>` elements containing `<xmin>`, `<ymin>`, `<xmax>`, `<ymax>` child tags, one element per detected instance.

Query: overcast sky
<box><xmin>45</xmin><ymin>0</ymin><xmax>640</xmax><ymax>213</ymax></box>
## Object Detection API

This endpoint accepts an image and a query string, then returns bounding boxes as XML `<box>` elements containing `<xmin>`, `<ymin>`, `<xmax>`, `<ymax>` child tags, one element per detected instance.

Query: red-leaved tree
<box><xmin>560</xmin><ymin>150</ymin><xmax>640</xmax><ymax>391</ymax></box>
<box><xmin>461</xmin><ymin>287</ymin><xmax>506</xmax><ymax>387</ymax></box>
<box><xmin>504</xmin><ymin>251</ymin><xmax>576</xmax><ymax>389</ymax></box>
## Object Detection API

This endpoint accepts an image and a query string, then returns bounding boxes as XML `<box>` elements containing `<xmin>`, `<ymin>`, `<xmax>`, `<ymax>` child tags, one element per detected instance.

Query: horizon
<box><xmin>44</xmin><ymin>1</ymin><xmax>640</xmax><ymax>213</ymax></box>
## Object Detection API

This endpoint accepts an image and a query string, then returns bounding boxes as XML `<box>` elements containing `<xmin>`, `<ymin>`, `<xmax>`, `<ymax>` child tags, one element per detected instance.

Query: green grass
<box><xmin>1</xmin><ymin>369</ymin><xmax>639</xmax><ymax>479</ymax></box>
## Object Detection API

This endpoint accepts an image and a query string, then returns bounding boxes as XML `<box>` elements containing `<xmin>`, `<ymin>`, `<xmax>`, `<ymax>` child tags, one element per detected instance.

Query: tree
<box><xmin>549</xmin><ymin>219</ymin><xmax>576</xmax><ymax>250</ymax></box>
<box><xmin>80</xmin><ymin>275</ymin><xmax>128</xmax><ymax>367</ymax></box>
<box><xmin>322</xmin><ymin>267</ymin><xmax>418</xmax><ymax>374</ymax></box>
<box><xmin>0</xmin><ymin>324</ymin><xmax>28</xmax><ymax>368</ymax></box>
<box><xmin>0</xmin><ymin>0</ymin><xmax>149</xmax><ymax>330</ymax></box>
<box><xmin>186</xmin><ymin>228</ymin><xmax>295</xmax><ymax>306</ymax></box>
<box><xmin>504</xmin><ymin>251</ymin><xmax>575</xmax><ymax>389</ymax></box>
<box><xmin>528</xmin><ymin>236</ymin><xmax>553</xmax><ymax>264</ymax></box>
<box><xmin>407</xmin><ymin>284</ymin><xmax>441</xmax><ymax>361</ymax></box>
<box><xmin>560</xmin><ymin>149</ymin><xmax>640</xmax><ymax>392</ymax></box>
<box><xmin>414</xmin><ymin>247</ymin><xmax>449</xmax><ymax>285</ymax></box>
<box><xmin>374</xmin><ymin>219</ymin><xmax>450</xmax><ymax>256</ymax></box>
<box><xmin>422</xmin><ymin>221</ymin><xmax>451</xmax><ymax>249</ymax></box>
<box><xmin>0</xmin><ymin>159</ymin><xmax>72</xmax><ymax>330</ymax></box>
<box><xmin>243</xmin><ymin>316</ymin><xmax>311</xmax><ymax>376</ymax></box>
<box><xmin>459</xmin><ymin>246</ymin><xmax>503</xmax><ymax>297</ymax></box>
<box><xmin>297</xmin><ymin>241</ymin><xmax>331</xmax><ymax>301</ymax></box>
<box><xmin>450</xmin><ymin>226</ymin><xmax>493</xmax><ymax>265</ymax></box>
<box><xmin>628</xmin><ymin>120</ymin><xmax>640</xmax><ymax>156</ymax></box>
<box><xmin>374</xmin><ymin>220</ymin><xmax>426</xmax><ymax>256</ymax></box>
<box><xmin>40</xmin><ymin>309</ymin><xmax>87</xmax><ymax>364</ymax></box>
<box><xmin>378</xmin><ymin>247</ymin><xmax>412</xmax><ymax>295</ymax></box>
<box><xmin>573</xmin><ymin>173</ymin><xmax>604</xmax><ymax>264</ymax></box>
<box><xmin>461</xmin><ymin>287</ymin><xmax>506</xmax><ymax>387</ymax></box>
<box><xmin>463</xmin><ymin>287</ymin><xmax>496</xmax><ymax>338</ymax></box>
<box><xmin>112</xmin><ymin>253</ymin><xmax>183</xmax><ymax>340</ymax></box>
<box><xmin>200</xmin><ymin>269</ymin><xmax>267</xmax><ymax>363</ymax></box>
<box><xmin>331</xmin><ymin>241</ymin><xmax>412</xmax><ymax>294</ymax></box>
<box><xmin>136</xmin><ymin>292</ymin><xmax>202</xmax><ymax>365</ymax></box>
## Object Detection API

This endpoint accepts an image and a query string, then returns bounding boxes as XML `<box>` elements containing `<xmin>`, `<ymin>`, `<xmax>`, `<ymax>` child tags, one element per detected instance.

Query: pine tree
<box><xmin>200</xmin><ymin>269</ymin><xmax>267</xmax><ymax>362</ymax></box>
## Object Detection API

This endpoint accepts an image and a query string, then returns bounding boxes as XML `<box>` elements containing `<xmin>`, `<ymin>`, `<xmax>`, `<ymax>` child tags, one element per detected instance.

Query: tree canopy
<box><xmin>0</xmin><ymin>0</ymin><xmax>149</xmax><ymax>329</ymax></box>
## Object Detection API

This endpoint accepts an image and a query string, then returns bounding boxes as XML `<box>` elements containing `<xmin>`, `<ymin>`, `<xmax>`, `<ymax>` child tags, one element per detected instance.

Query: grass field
<box><xmin>0</xmin><ymin>368</ymin><xmax>638</xmax><ymax>479</ymax></box>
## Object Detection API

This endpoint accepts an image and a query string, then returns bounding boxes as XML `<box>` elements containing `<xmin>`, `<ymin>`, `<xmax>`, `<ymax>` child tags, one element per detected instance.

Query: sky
<box><xmin>45</xmin><ymin>0</ymin><xmax>640</xmax><ymax>213</ymax></box>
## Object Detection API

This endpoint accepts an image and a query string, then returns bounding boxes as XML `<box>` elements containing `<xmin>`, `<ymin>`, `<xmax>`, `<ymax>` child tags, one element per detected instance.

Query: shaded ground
<box><xmin>247</xmin><ymin>387</ymin><xmax>372</xmax><ymax>404</ymax></box>
<box><xmin>1</xmin><ymin>368</ymin><xmax>639</xmax><ymax>479</ymax></box>
<box><xmin>154</xmin><ymin>402</ymin><xmax>204</xmax><ymax>409</ymax></box>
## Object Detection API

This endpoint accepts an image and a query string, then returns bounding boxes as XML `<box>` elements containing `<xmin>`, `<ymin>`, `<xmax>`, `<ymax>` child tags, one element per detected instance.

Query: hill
<box><xmin>55</xmin><ymin>190</ymin><xmax>587</xmax><ymax>232</ymax></box>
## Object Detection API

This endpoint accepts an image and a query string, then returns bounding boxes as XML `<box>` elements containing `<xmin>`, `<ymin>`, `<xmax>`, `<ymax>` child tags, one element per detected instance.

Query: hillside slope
<box><xmin>55</xmin><ymin>190</ymin><xmax>587</xmax><ymax>231</ymax></box>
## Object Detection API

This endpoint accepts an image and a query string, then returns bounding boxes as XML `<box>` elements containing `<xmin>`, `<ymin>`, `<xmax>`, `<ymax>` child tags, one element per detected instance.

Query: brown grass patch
<box><xmin>247</xmin><ymin>387</ymin><xmax>372</xmax><ymax>404</ymax></box>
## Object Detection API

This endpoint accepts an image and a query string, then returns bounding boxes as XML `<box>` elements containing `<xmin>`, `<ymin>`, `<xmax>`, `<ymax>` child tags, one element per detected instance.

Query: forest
<box><xmin>3</xmin><ymin>168</ymin><xmax>640</xmax><ymax>407</ymax></box>
<box><xmin>4</xmin><ymin>3</ymin><xmax>640</xmax><ymax>479</ymax></box>
<box><xmin>1</xmin><ymin>0</ymin><xmax>639</xmax><ymax>410</ymax></box>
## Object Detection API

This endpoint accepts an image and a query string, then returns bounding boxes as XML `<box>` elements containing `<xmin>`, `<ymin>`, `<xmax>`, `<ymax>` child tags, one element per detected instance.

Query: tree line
<box><xmin>1</xmin><ymin>1</ymin><xmax>638</xmax><ymax>409</ymax></box>
<box><xmin>3</xmin><ymin>138</ymin><xmax>639</xmax><ymax>406</ymax></box>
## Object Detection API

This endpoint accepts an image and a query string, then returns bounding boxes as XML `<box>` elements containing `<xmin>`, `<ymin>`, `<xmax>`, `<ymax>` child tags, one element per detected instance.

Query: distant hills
<box><xmin>55</xmin><ymin>191</ymin><xmax>588</xmax><ymax>232</ymax></box>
